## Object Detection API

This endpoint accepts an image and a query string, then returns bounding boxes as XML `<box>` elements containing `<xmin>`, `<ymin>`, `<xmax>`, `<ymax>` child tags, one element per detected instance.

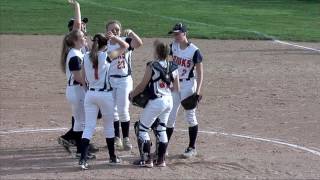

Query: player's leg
<box><xmin>166</xmin><ymin>91</ymin><xmax>181</xmax><ymax>145</ymax></box>
<box><xmin>79</xmin><ymin>92</ymin><xmax>99</xmax><ymax>170</ymax></box>
<box><xmin>134</xmin><ymin>99</ymin><xmax>164</xmax><ymax>168</ymax></box>
<box><xmin>117</xmin><ymin>78</ymin><xmax>133</xmax><ymax>151</ymax></box>
<box><xmin>66</xmin><ymin>86</ymin><xmax>85</xmax><ymax>156</ymax></box>
<box><xmin>181</xmin><ymin>80</ymin><xmax>198</xmax><ymax>158</ymax></box>
<box><xmin>112</xmin><ymin>89</ymin><xmax>123</xmax><ymax>150</ymax></box>
<box><xmin>154</xmin><ymin>96</ymin><xmax>173</xmax><ymax>167</ymax></box>
<box><xmin>100</xmin><ymin>92</ymin><xmax>121</xmax><ymax>164</ymax></box>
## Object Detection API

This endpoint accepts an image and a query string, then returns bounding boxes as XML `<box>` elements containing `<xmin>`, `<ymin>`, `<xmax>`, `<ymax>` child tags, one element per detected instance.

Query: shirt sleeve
<box><xmin>68</xmin><ymin>56</ymin><xmax>82</xmax><ymax>71</ymax></box>
<box><xmin>125</xmin><ymin>37</ymin><xmax>134</xmax><ymax>51</ymax></box>
<box><xmin>192</xmin><ymin>49</ymin><xmax>203</xmax><ymax>64</ymax></box>
<box><xmin>169</xmin><ymin>43</ymin><xmax>173</xmax><ymax>56</ymax></box>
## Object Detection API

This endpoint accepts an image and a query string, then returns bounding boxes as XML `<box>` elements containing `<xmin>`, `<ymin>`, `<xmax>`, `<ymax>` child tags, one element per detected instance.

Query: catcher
<box><xmin>129</xmin><ymin>40</ymin><xmax>179</xmax><ymax>168</ymax></box>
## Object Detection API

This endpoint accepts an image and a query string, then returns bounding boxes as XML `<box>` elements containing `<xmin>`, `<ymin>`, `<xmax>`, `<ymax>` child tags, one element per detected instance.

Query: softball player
<box><xmin>166</xmin><ymin>23</ymin><xmax>204</xmax><ymax>158</ymax></box>
<box><xmin>129</xmin><ymin>40</ymin><xmax>179</xmax><ymax>168</ymax></box>
<box><xmin>79</xmin><ymin>33</ymin><xmax>129</xmax><ymax>170</ymax></box>
<box><xmin>60</xmin><ymin>29</ymin><xmax>87</xmax><ymax>158</ymax></box>
<box><xmin>106</xmin><ymin>20</ymin><xmax>143</xmax><ymax>151</ymax></box>
<box><xmin>58</xmin><ymin>0</ymin><xmax>99</xmax><ymax>154</ymax></box>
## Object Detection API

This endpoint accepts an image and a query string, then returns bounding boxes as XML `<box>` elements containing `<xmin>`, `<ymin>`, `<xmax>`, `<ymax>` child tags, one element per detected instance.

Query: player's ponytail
<box><xmin>154</xmin><ymin>40</ymin><xmax>170</xmax><ymax>61</ymax></box>
<box><xmin>60</xmin><ymin>30</ymin><xmax>82</xmax><ymax>73</ymax></box>
<box><xmin>89</xmin><ymin>33</ymin><xmax>108</xmax><ymax>75</ymax></box>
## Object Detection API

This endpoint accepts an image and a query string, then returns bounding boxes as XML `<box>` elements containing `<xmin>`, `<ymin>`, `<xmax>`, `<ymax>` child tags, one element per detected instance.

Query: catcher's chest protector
<box><xmin>147</xmin><ymin>61</ymin><xmax>178</xmax><ymax>99</ymax></box>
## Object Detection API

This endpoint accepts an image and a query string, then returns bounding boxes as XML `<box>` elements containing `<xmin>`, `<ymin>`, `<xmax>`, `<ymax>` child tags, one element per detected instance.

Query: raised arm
<box><xmin>123</xmin><ymin>29</ymin><xmax>143</xmax><ymax>49</ymax></box>
<box><xmin>68</xmin><ymin>0</ymin><xmax>81</xmax><ymax>31</ymax></box>
<box><xmin>107</xmin><ymin>31</ymin><xmax>129</xmax><ymax>59</ymax></box>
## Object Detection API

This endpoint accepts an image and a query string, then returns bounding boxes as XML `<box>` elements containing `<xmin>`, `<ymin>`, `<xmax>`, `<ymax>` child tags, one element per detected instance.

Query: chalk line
<box><xmin>1</xmin><ymin>127</ymin><xmax>319</xmax><ymax>157</ymax></box>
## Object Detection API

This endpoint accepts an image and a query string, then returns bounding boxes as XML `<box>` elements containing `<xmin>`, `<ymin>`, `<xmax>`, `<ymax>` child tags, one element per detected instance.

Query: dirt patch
<box><xmin>0</xmin><ymin>35</ymin><xmax>319</xmax><ymax>179</ymax></box>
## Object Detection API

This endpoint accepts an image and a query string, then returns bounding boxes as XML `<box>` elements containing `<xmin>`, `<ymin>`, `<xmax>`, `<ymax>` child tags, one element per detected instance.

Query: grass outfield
<box><xmin>0</xmin><ymin>0</ymin><xmax>319</xmax><ymax>41</ymax></box>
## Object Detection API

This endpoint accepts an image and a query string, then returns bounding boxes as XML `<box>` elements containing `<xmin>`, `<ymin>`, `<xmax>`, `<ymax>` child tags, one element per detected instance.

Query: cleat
<box><xmin>79</xmin><ymin>159</ymin><xmax>88</xmax><ymax>170</ymax></box>
<box><xmin>155</xmin><ymin>160</ymin><xmax>166</xmax><ymax>167</ymax></box>
<box><xmin>133</xmin><ymin>159</ymin><xmax>146</xmax><ymax>167</ymax></box>
<box><xmin>58</xmin><ymin>136</ymin><xmax>72</xmax><ymax>153</ymax></box>
<box><xmin>109</xmin><ymin>156</ymin><xmax>121</xmax><ymax>165</ymax></box>
<box><xmin>145</xmin><ymin>158</ymin><xmax>154</xmax><ymax>168</ymax></box>
<box><xmin>114</xmin><ymin>137</ymin><xmax>123</xmax><ymax>150</ymax></box>
<box><xmin>123</xmin><ymin>137</ymin><xmax>133</xmax><ymax>151</ymax></box>
<box><xmin>182</xmin><ymin>147</ymin><xmax>197</xmax><ymax>158</ymax></box>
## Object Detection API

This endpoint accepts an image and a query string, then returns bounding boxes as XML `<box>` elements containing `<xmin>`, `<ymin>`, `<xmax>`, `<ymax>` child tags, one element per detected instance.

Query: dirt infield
<box><xmin>0</xmin><ymin>35</ymin><xmax>319</xmax><ymax>179</ymax></box>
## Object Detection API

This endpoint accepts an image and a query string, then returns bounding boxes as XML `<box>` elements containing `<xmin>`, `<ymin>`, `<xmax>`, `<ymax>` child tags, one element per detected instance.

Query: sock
<box><xmin>157</xmin><ymin>142</ymin><xmax>168</xmax><ymax>162</ymax></box>
<box><xmin>80</xmin><ymin>138</ymin><xmax>90</xmax><ymax>161</ymax></box>
<box><xmin>74</xmin><ymin>131</ymin><xmax>83</xmax><ymax>153</ymax></box>
<box><xmin>106</xmin><ymin>138</ymin><xmax>116</xmax><ymax>159</ymax></box>
<box><xmin>114</xmin><ymin>121</ymin><xmax>120</xmax><ymax>138</ymax></box>
<box><xmin>61</xmin><ymin>117</ymin><xmax>75</xmax><ymax>140</ymax></box>
<box><xmin>143</xmin><ymin>140</ymin><xmax>151</xmax><ymax>158</ymax></box>
<box><xmin>121</xmin><ymin>121</ymin><xmax>130</xmax><ymax>138</ymax></box>
<box><xmin>188</xmin><ymin>125</ymin><xmax>198</xmax><ymax>149</ymax></box>
<box><xmin>166</xmin><ymin>127</ymin><xmax>174</xmax><ymax>142</ymax></box>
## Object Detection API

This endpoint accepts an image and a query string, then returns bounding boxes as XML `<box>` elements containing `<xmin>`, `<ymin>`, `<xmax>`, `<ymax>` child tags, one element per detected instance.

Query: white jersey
<box><xmin>150</xmin><ymin>61</ymin><xmax>178</xmax><ymax>97</ymax></box>
<box><xmin>66</xmin><ymin>48</ymin><xmax>84</xmax><ymax>86</ymax></box>
<box><xmin>107</xmin><ymin>37</ymin><xmax>133</xmax><ymax>77</ymax></box>
<box><xmin>170</xmin><ymin>42</ymin><xmax>203</xmax><ymax>79</ymax></box>
<box><xmin>83</xmin><ymin>51</ymin><xmax>111</xmax><ymax>90</ymax></box>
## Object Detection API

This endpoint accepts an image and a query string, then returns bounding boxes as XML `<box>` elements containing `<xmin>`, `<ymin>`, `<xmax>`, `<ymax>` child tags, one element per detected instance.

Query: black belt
<box><xmin>179</xmin><ymin>78</ymin><xmax>191</xmax><ymax>82</ymax></box>
<box><xmin>110</xmin><ymin>74</ymin><xmax>131</xmax><ymax>78</ymax></box>
<box><xmin>89</xmin><ymin>87</ymin><xmax>113</xmax><ymax>92</ymax></box>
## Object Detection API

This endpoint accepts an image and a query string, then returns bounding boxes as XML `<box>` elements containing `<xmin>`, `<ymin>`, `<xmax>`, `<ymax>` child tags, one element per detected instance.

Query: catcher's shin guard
<box><xmin>134</xmin><ymin>121</ymin><xmax>151</xmax><ymax>161</ymax></box>
<box><xmin>151</xmin><ymin>118</ymin><xmax>167</xmax><ymax>157</ymax></box>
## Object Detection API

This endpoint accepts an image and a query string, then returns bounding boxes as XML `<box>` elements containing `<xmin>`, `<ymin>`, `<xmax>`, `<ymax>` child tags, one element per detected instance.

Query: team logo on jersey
<box><xmin>172</xmin><ymin>55</ymin><xmax>191</xmax><ymax>68</ymax></box>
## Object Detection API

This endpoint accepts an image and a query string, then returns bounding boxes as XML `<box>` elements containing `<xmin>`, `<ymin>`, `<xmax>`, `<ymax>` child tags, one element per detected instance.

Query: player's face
<box><xmin>107</xmin><ymin>23</ymin><xmax>121</xmax><ymax>37</ymax></box>
<box><xmin>173</xmin><ymin>32</ymin><xmax>186</xmax><ymax>42</ymax></box>
<box><xmin>81</xmin><ymin>23</ymin><xmax>87</xmax><ymax>33</ymax></box>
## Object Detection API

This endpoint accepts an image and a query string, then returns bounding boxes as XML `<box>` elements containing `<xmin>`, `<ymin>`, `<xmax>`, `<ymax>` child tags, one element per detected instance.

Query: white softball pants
<box><xmin>139</xmin><ymin>95</ymin><xmax>173</xmax><ymax>143</ymax></box>
<box><xmin>65</xmin><ymin>85</ymin><xmax>86</xmax><ymax>132</ymax></box>
<box><xmin>110</xmin><ymin>76</ymin><xmax>133</xmax><ymax>122</ymax></box>
<box><xmin>82</xmin><ymin>91</ymin><xmax>115</xmax><ymax>140</ymax></box>
<box><xmin>167</xmin><ymin>78</ymin><xmax>198</xmax><ymax>128</ymax></box>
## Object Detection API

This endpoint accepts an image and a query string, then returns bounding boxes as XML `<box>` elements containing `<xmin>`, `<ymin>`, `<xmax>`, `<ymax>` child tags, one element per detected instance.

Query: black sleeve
<box><xmin>68</xmin><ymin>56</ymin><xmax>82</xmax><ymax>71</ymax></box>
<box><xmin>125</xmin><ymin>37</ymin><xmax>134</xmax><ymax>51</ymax></box>
<box><xmin>192</xmin><ymin>49</ymin><xmax>203</xmax><ymax>64</ymax></box>
<box><xmin>169</xmin><ymin>43</ymin><xmax>173</xmax><ymax>56</ymax></box>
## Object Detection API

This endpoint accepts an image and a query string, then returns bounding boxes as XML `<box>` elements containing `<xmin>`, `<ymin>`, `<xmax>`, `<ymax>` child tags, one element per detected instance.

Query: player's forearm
<box><xmin>112</xmin><ymin>36</ymin><xmax>129</xmax><ymax>55</ymax></box>
<box><xmin>73</xmin><ymin>1</ymin><xmax>81</xmax><ymax>30</ymax></box>
<box><xmin>196</xmin><ymin>63</ymin><xmax>203</xmax><ymax>94</ymax></box>
<box><xmin>129</xmin><ymin>31</ymin><xmax>143</xmax><ymax>49</ymax></box>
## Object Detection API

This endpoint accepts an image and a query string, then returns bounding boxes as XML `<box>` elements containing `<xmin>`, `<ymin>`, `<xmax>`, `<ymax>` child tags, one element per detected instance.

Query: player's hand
<box><xmin>67</xmin><ymin>0</ymin><xmax>78</xmax><ymax>5</ymax></box>
<box><xmin>123</xmin><ymin>29</ymin><xmax>133</xmax><ymax>37</ymax></box>
<box><xmin>106</xmin><ymin>31</ymin><xmax>115</xmax><ymax>40</ymax></box>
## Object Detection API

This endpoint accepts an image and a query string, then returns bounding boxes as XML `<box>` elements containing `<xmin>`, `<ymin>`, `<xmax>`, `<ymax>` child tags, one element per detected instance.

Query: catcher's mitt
<box><xmin>131</xmin><ymin>90</ymin><xmax>151</xmax><ymax>108</ymax></box>
<box><xmin>181</xmin><ymin>93</ymin><xmax>202</xmax><ymax>110</ymax></box>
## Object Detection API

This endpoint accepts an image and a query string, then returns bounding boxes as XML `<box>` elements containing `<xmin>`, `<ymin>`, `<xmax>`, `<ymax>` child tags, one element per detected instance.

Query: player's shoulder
<box><xmin>188</xmin><ymin>42</ymin><xmax>199</xmax><ymax>51</ymax></box>
<box><xmin>67</xmin><ymin>48</ymin><xmax>82</xmax><ymax>59</ymax></box>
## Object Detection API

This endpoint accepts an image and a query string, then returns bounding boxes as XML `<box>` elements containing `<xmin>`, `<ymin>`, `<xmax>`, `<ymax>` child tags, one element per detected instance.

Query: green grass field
<box><xmin>0</xmin><ymin>0</ymin><xmax>319</xmax><ymax>41</ymax></box>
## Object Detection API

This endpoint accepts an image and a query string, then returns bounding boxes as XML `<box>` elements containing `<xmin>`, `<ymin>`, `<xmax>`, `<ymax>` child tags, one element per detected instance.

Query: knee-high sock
<box><xmin>157</xmin><ymin>142</ymin><xmax>168</xmax><ymax>162</ymax></box>
<box><xmin>80</xmin><ymin>138</ymin><xmax>90</xmax><ymax>161</ymax></box>
<box><xmin>74</xmin><ymin>131</ymin><xmax>83</xmax><ymax>153</ymax></box>
<box><xmin>106</xmin><ymin>138</ymin><xmax>116</xmax><ymax>159</ymax></box>
<box><xmin>121</xmin><ymin>121</ymin><xmax>130</xmax><ymax>138</ymax></box>
<box><xmin>114</xmin><ymin>121</ymin><xmax>120</xmax><ymax>138</ymax></box>
<box><xmin>166</xmin><ymin>127</ymin><xmax>174</xmax><ymax>142</ymax></box>
<box><xmin>62</xmin><ymin>117</ymin><xmax>75</xmax><ymax>140</ymax></box>
<box><xmin>188</xmin><ymin>125</ymin><xmax>198</xmax><ymax>149</ymax></box>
